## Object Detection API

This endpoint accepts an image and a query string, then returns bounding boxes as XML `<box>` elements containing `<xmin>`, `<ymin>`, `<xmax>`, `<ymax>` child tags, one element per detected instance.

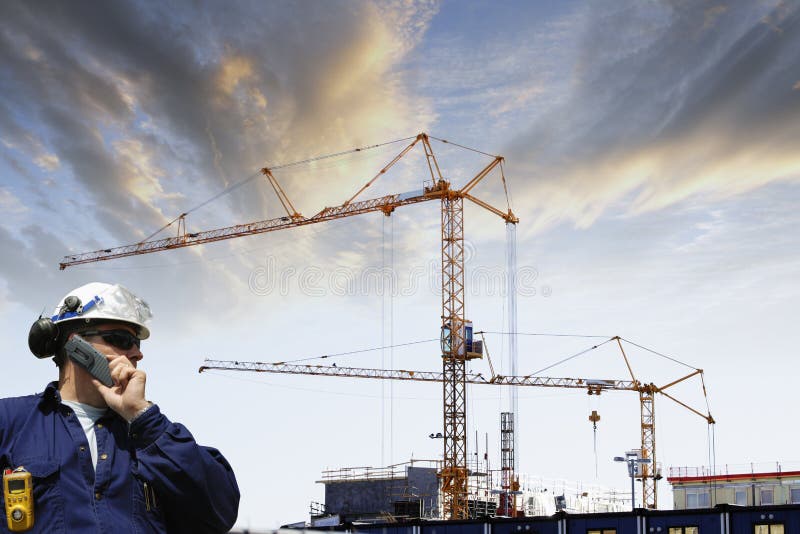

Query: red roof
<box><xmin>668</xmin><ymin>471</ymin><xmax>800</xmax><ymax>484</ymax></box>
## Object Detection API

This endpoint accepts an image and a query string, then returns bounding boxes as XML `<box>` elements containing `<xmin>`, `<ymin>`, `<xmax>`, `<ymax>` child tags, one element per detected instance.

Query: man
<box><xmin>0</xmin><ymin>282</ymin><xmax>239</xmax><ymax>533</ymax></box>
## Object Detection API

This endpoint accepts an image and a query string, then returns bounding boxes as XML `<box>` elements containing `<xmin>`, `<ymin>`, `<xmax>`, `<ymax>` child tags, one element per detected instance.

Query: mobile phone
<box><xmin>64</xmin><ymin>335</ymin><xmax>114</xmax><ymax>387</ymax></box>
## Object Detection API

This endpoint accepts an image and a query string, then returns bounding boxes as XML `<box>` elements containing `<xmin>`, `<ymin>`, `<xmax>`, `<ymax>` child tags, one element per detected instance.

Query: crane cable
<box><xmin>273</xmin><ymin>338</ymin><xmax>438</xmax><ymax>365</ymax></box>
<box><xmin>589</xmin><ymin>393</ymin><xmax>600</xmax><ymax>479</ymax></box>
<box><xmin>480</xmin><ymin>331</ymin><xmax>612</xmax><ymax>339</ymax></box>
<box><xmin>617</xmin><ymin>337</ymin><xmax>698</xmax><ymax>370</ymax></box>
<box><xmin>529</xmin><ymin>337</ymin><xmax>617</xmax><ymax>376</ymax></box>
<box><xmin>427</xmin><ymin>135</ymin><xmax>514</xmax><ymax>215</ymax></box>
<box><xmin>703</xmin><ymin>371</ymin><xmax>717</xmax><ymax>497</ymax></box>
<box><xmin>593</xmin><ymin>414</ymin><xmax>599</xmax><ymax>479</ymax></box>
<box><xmin>484</xmin><ymin>333</ymin><xmax>705</xmax><ymax>374</ymax></box>
<box><xmin>380</xmin><ymin>212</ymin><xmax>398</xmax><ymax>465</ymax></box>
<box><xmin>267</xmin><ymin>136</ymin><xmax>417</xmax><ymax>172</ymax></box>
<box><xmin>701</xmin><ymin>372</ymin><xmax>714</xmax><ymax>419</ymax></box>
<box><xmin>428</xmin><ymin>135</ymin><xmax>498</xmax><ymax>159</ymax></box>
<box><xmin>499</xmin><ymin>160</ymin><xmax>513</xmax><ymax>215</ymax></box>
<box><xmin>389</xmin><ymin>214</ymin><xmax>395</xmax><ymax>465</ymax></box>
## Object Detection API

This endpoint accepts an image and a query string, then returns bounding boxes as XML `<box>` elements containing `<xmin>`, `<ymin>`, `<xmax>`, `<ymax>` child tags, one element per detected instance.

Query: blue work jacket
<box><xmin>0</xmin><ymin>383</ymin><xmax>239</xmax><ymax>533</ymax></box>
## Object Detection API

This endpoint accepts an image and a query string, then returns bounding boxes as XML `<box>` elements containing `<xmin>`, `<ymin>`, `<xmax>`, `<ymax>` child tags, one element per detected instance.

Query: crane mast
<box><xmin>640</xmin><ymin>387</ymin><xmax>657</xmax><ymax>507</ymax></box>
<box><xmin>440</xmin><ymin>193</ymin><xmax>469</xmax><ymax>518</ymax></box>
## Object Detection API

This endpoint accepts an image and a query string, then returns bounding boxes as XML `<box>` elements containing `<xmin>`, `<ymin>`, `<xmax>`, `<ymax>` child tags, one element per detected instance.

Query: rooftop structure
<box><xmin>311</xmin><ymin>459</ymin><xmax>628</xmax><ymax>525</ymax></box>
<box><xmin>668</xmin><ymin>462</ymin><xmax>800</xmax><ymax>509</ymax></box>
<box><xmin>314</xmin><ymin>461</ymin><xmax>441</xmax><ymax>524</ymax></box>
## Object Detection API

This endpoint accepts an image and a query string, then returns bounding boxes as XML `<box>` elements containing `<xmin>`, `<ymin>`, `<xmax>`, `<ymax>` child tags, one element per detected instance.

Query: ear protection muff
<box><xmin>28</xmin><ymin>295</ymin><xmax>83</xmax><ymax>359</ymax></box>
<box><xmin>28</xmin><ymin>317</ymin><xmax>60</xmax><ymax>358</ymax></box>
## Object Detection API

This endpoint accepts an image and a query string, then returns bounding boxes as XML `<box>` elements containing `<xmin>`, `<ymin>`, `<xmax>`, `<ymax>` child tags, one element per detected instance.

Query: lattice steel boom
<box><xmin>198</xmin><ymin>359</ymin><xmax>637</xmax><ymax>390</ymax></box>
<box><xmin>200</xmin><ymin>339</ymin><xmax>715</xmax><ymax>511</ymax></box>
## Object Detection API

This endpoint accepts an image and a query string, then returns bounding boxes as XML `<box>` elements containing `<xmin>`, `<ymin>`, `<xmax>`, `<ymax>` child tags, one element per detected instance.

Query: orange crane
<box><xmin>59</xmin><ymin>133</ymin><xmax>518</xmax><ymax>520</ymax></box>
<box><xmin>198</xmin><ymin>335</ymin><xmax>715</xmax><ymax>510</ymax></box>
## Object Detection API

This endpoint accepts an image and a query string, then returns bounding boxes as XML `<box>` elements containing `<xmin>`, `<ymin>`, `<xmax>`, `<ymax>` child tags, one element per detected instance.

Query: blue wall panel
<box><xmin>492</xmin><ymin>518</ymin><xmax>558</xmax><ymax>534</ymax></box>
<box><xmin>356</xmin><ymin>527</ymin><xmax>414</xmax><ymax>534</ymax></box>
<box><xmin>322</xmin><ymin>504</ymin><xmax>800</xmax><ymax>534</ymax></box>
<box><xmin>729</xmin><ymin>507</ymin><xmax>800</xmax><ymax>534</ymax></box>
<box><xmin>423</xmin><ymin>523</ymin><xmax>484</xmax><ymax>534</ymax></box>
<box><xmin>567</xmin><ymin>515</ymin><xmax>638</xmax><ymax>534</ymax></box>
<box><xmin>646</xmin><ymin>510</ymin><xmax>721</xmax><ymax>532</ymax></box>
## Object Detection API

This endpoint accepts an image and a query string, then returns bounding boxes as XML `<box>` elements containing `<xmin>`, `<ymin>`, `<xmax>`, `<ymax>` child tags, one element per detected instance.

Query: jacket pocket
<box><xmin>133</xmin><ymin>478</ymin><xmax>166</xmax><ymax>532</ymax></box>
<box><xmin>8</xmin><ymin>456</ymin><xmax>64</xmax><ymax>534</ymax></box>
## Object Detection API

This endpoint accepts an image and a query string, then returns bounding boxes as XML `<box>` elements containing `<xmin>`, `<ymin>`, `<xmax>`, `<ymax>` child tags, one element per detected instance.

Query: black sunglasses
<box><xmin>79</xmin><ymin>329</ymin><xmax>141</xmax><ymax>350</ymax></box>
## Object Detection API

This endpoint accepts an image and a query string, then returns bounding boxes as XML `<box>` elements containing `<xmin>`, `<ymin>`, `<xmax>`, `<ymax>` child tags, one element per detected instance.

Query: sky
<box><xmin>1</xmin><ymin>0</ymin><xmax>799</xmax><ymax>529</ymax></box>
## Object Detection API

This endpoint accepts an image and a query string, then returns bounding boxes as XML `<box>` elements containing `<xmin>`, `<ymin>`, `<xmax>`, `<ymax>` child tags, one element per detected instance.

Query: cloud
<box><xmin>0</xmin><ymin>0</ymin><xmax>439</xmax><ymax>317</ymax></box>
<box><xmin>0</xmin><ymin>224</ymin><xmax>74</xmax><ymax>310</ymax></box>
<box><xmin>216</xmin><ymin>56</ymin><xmax>256</xmax><ymax>98</ymax></box>
<box><xmin>503</xmin><ymin>0</ymin><xmax>800</xmax><ymax>235</ymax></box>
<box><xmin>33</xmin><ymin>153</ymin><xmax>59</xmax><ymax>171</ymax></box>
<box><xmin>0</xmin><ymin>103</ymin><xmax>61</xmax><ymax>173</ymax></box>
<box><xmin>703</xmin><ymin>5</ymin><xmax>729</xmax><ymax>30</ymax></box>
<box><xmin>399</xmin><ymin>1</ymin><xmax>587</xmax><ymax>145</ymax></box>
<box><xmin>0</xmin><ymin>187</ymin><xmax>28</xmax><ymax>214</ymax></box>
<box><xmin>112</xmin><ymin>138</ymin><xmax>184</xmax><ymax>205</ymax></box>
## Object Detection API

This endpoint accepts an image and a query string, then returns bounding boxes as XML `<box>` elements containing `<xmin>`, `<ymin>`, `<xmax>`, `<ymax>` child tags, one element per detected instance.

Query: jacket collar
<box><xmin>41</xmin><ymin>381</ymin><xmax>62</xmax><ymax>406</ymax></box>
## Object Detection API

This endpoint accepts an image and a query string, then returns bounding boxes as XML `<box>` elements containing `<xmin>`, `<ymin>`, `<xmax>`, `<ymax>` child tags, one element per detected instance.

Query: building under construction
<box><xmin>313</xmin><ymin>462</ymin><xmax>441</xmax><ymax>524</ymax></box>
<box><xmin>306</xmin><ymin>453</ymin><xmax>630</xmax><ymax>527</ymax></box>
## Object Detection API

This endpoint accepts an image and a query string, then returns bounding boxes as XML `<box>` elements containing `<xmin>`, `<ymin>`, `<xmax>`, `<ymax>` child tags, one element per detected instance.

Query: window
<box><xmin>760</xmin><ymin>488</ymin><xmax>774</xmax><ymax>505</ymax></box>
<box><xmin>587</xmin><ymin>530</ymin><xmax>616</xmax><ymax>534</ymax></box>
<box><xmin>686</xmin><ymin>490</ymin><xmax>710</xmax><ymax>509</ymax></box>
<box><xmin>791</xmin><ymin>487</ymin><xmax>800</xmax><ymax>504</ymax></box>
<box><xmin>754</xmin><ymin>524</ymin><xmax>784</xmax><ymax>534</ymax></box>
<box><xmin>735</xmin><ymin>488</ymin><xmax>747</xmax><ymax>506</ymax></box>
<box><xmin>669</xmin><ymin>528</ymin><xmax>699</xmax><ymax>534</ymax></box>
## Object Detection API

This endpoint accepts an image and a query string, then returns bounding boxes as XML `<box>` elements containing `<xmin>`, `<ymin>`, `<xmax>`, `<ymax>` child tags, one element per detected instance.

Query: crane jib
<box><xmin>59</xmin><ymin>192</ymin><xmax>437</xmax><ymax>269</ymax></box>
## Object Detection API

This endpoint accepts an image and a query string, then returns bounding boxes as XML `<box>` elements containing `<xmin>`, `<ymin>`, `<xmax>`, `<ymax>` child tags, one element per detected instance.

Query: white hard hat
<box><xmin>51</xmin><ymin>282</ymin><xmax>152</xmax><ymax>339</ymax></box>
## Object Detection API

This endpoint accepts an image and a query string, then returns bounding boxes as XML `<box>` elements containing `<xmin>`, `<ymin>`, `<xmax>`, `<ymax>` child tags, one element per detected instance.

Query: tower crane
<box><xmin>59</xmin><ymin>133</ymin><xmax>518</xmax><ymax>520</ymax></box>
<box><xmin>198</xmin><ymin>335</ymin><xmax>715</xmax><ymax>510</ymax></box>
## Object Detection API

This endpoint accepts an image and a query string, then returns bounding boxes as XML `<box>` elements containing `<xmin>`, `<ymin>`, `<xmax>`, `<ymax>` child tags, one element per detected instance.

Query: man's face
<box><xmin>79</xmin><ymin>323</ymin><xmax>144</xmax><ymax>367</ymax></box>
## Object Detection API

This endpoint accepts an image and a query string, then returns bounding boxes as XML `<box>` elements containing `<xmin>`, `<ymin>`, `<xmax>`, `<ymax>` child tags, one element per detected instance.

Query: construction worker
<box><xmin>0</xmin><ymin>282</ymin><xmax>239</xmax><ymax>533</ymax></box>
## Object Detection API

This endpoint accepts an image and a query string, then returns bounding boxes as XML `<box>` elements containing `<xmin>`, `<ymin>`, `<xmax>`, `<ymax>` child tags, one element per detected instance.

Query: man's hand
<box><xmin>95</xmin><ymin>356</ymin><xmax>150</xmax><ymax>422</ymax></box>
<box><xmin>70</xmin><ymin>324</ymin><xmax>148</xmax><ymax>418</ymax></box>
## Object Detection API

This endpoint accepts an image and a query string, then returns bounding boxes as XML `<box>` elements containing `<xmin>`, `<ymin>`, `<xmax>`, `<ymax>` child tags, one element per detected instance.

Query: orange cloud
<box><xmin>515</xmin><ymin>124</ymin><xmax>800</xmax><ymax>238</ymax></box>
<box><xmin>217</xmin><ymin>56</ymin><xmax>254</xmax><ymax>95</ymax></box>
<box><xmin>34</xmin><ymin>153</ymin><xmax>60</xmax><ymax>171</ymax></box>
<box><xmin>113</xmin><ymin>139</ymin><xmax>183</xmax><ymax>205</ymax></box>
<box><xmin>213</xmin><ymin>55</ymin><xmax>269</xmax><ymax>115</ymax></box>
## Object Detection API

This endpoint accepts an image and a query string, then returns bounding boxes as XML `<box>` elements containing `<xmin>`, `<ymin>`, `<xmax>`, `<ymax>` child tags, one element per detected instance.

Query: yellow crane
<box><xmin>199</xmin><ymin>335</ymin><xmax>715</xmax><ymax>510</ymax></box>
<box><xmin>59</xmin><ymin>133</ymin><xmax>518</xmax><ymax>519</ymax></box>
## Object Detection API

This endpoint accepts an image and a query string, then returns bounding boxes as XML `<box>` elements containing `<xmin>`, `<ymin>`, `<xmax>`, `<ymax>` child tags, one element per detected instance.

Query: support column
<box><xmin>440</xmin><ymin>195</ymin><xmax>468</xmax><ymax>519</ymax></box>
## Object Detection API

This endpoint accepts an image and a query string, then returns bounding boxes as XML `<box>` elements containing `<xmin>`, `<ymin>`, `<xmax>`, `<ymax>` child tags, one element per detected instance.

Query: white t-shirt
<box><xmin>61</xmin><ymin>400</ymin><xmax>107</xmax><ymax>470</ymax></box>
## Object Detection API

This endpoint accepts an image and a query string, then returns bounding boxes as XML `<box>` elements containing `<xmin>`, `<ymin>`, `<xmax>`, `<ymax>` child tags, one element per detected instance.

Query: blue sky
<box><xmin>1</xmin><ymin>0</ymin><xmax>799</xmax><ymax>528</ymax></box>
